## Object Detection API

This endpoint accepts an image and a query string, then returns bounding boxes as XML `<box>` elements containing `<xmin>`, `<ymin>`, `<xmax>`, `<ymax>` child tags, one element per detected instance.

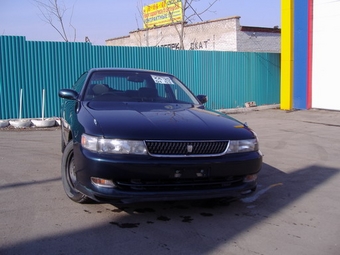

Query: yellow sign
<box><xmin>143</xmin><ymin>0</ymin><xmax>183</xmax><ymax>28</ymax></box>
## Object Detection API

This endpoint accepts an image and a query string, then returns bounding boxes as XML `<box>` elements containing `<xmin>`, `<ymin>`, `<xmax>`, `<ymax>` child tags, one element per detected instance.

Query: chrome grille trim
<box><xmin>145</xmin><ymin>140</ymin><xmax>229</xmax><ymax>157</ymax></box>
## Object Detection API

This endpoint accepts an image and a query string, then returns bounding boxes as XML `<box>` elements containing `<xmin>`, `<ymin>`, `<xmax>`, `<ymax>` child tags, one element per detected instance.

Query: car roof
<box><xmin>87</xmin><ymin>68</ymin><xmax>171</xmax><ymax>76</ymax></box>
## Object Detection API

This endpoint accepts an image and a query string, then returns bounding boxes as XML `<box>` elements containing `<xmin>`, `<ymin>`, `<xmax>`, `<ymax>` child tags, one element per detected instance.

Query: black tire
<box><xmin>61</xmin><ymin>140</ymin><xmax>91</xmax><ymax>203</ymax></box>
<box><xmin>60</xmin><ymin>124</ymin><xmax>66</xmax><ymax>153</ymax></box>
<box><xmin>61</xmin><ymin>134</ymin><xmax>66</xmax><ymax>153</ymax></box>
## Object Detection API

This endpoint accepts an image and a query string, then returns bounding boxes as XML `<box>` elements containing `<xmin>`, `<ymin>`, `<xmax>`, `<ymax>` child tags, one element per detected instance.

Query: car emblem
<box><xmin>187</xmin><ymin>145</ymin><xmax>193</xmax><ymax>153</ymax></box>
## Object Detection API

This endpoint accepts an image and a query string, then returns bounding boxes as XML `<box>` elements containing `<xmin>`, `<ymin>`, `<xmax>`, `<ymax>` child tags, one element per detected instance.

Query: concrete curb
<box><xmin>217</xmin><ymin>104</ymin><xmax>280</xmax><ymax>114</ymax></box>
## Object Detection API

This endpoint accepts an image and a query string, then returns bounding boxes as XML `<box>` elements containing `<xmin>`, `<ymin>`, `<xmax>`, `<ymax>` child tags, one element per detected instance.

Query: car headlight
<box><xmin>81</xmin><ymin>134</ymin><xmax>147</xmax><ymax>155</ymax></box>
<box><xmin>226</xmin><ymin>139</ymin><xmax>259</xmax><ymax>153</ymax></box>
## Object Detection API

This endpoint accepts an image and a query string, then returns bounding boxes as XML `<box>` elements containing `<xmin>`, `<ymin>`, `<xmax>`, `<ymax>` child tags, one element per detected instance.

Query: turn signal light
<box><xmin>91</xmin><ymin>177</ymin><xmax>115</xmax><ymax>188</ymax></box>
<box><xmin>244</xmin><ymin>174</ymin><xmax>258</xmax><ymax>183</ymax></box>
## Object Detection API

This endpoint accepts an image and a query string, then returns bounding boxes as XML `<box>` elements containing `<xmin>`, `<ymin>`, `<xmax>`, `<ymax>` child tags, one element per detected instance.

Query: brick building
<box><xmin>106</xmin><ymin>16</ymin><xmax>280</xmax><ymax>53</ymax></box>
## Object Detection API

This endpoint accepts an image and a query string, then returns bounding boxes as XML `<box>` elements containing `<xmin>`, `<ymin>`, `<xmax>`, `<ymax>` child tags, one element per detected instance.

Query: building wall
<box><xmin>179</xmin><ymin>17</ymin><xmax>238</xmax><ymax>51</ymax></box>
<box><xmin>237</xmin><ymin>30</ymin><xmax>281</xmax><ymax>53</ymax></box>
<box><xmin>312</xmin><ymin>0</ymin><xmax>340</xmax><ymax>110</ymax></box>
<box><xmin>282</xmin><ymin>0</ymin><xmax>340</xmax><ymax>111</ymax></box>
<box><xmin>106</xmin><ymin>16</ymin><xmax>281</xmax><ymax>53</ymax></box>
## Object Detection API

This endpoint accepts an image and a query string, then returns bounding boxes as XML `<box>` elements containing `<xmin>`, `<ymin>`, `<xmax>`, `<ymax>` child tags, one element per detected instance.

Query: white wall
<box><xmin>106</xmin><ymin>17</ymin><xmax>281</xmax><ymax>53</ymax></box>
<box><xmin>312</xmin><ymin>0</ymin><xmax>340</xmax><ymax>110</ymax></box>
<box><xmin>106</xmin><ymin>17</ymin><xmax>239</xmax><ymax>51</ymax></box>
<box><xmin>237</xmin><ymin>31</ymin><xmax>281</xmax><ymax>53</ymax></box>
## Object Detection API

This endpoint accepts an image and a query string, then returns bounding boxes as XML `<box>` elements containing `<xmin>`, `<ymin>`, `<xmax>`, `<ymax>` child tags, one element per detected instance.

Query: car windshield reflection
<box><xmin>84</xmin><ymin>71</ymin><xmax>199</xmax><ymax>104</ymax></box>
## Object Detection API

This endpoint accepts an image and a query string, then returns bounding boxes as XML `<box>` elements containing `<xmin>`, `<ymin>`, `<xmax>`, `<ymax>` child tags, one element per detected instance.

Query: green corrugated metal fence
<box><xmin>0</xmin><ymin>36</ymin><xmax>280</xmax><ymax>119</ymax></box>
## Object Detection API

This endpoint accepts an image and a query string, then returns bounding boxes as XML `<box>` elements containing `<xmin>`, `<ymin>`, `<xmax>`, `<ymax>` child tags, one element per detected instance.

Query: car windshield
<box><xmin>83</xmin><ymin>71</ymin><xmax>200</xmax><ymax>104</ymax></box>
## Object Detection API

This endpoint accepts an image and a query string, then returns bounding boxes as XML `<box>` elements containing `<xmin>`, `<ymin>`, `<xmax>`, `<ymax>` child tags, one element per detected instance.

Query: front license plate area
<box><xmin>173</xmin><ymin>168</ymin><xmax>210</xmax><ymax>178</ymax></box>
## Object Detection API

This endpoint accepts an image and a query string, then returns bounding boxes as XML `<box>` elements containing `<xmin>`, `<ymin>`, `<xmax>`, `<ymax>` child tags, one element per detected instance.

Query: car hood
<box><xmin>82</xmin><ymin>101</ymin><xmax>255</xmax><ymax>140</ymax></box>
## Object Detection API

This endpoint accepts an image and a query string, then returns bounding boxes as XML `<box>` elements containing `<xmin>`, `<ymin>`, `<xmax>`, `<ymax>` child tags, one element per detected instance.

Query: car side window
<box><xmin>72</xmin><ymin>72</ymin><xmax>88</xmax><ymax>93</ymax></box>
<box><xmin>72</xmin><ymin>72</ymin><xmax>87</xmax><ymax>93</ymax></box>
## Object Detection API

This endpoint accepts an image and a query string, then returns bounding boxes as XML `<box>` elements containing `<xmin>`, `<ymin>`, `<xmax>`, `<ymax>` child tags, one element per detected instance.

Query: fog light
<box><xmin>91</xmin><ymin>177</ymin><xmax>115</xmax><ymax>188</ymax></box>
<box><xmin>244</xmin><ymin>174</ymin><xmax>257</xmax><ymax>183</ymax></box>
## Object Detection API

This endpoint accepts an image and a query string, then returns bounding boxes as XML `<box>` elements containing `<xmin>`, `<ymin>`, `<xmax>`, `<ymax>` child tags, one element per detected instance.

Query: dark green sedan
<box><xmin>58</xmin><ymin>68</ymin><xmax>262</xmax><ymax>204</ymax></box>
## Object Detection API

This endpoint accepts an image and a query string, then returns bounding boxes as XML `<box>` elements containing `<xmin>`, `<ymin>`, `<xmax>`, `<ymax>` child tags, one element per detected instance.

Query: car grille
<box><xmin>115</xmin><ymin>176</ymin><xmax>244</xmax><ymax>192</ymax></box>
<box><xmin>145</xmin><ymin>140</ymin><xmax>229</xmax><ymax>157</ymax></box>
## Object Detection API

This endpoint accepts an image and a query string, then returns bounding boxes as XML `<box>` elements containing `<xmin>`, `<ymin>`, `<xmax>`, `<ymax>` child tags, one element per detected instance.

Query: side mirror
<box><xmin>196</xmin><ymin>95</ymin><xmax>208</xmax><ymax>104</ymax></box>
<box><xmin>59</xmin><ymin>89</ymin><xmax>79</xmax><ymax>100</ymax></box>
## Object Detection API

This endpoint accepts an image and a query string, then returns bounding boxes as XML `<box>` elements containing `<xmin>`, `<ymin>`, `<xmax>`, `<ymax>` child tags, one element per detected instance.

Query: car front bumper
<box><xmin>73</xmin><ymin>143</ymin><xmax>263</xmax><ymax>203</ymax></box>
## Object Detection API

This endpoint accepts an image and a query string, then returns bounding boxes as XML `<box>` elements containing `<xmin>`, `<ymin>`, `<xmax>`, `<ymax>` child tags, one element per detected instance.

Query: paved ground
<box><xmin>0</xmin><ymin>108</ymin><xmax>339</xmax><ymax>255</ymax></box>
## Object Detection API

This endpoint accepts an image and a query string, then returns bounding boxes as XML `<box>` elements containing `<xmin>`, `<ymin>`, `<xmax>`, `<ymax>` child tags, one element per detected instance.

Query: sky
<box><xmin>0</xmin><ymin>0</ymin><xmax>281</xmax><ymax>45</ymax></box>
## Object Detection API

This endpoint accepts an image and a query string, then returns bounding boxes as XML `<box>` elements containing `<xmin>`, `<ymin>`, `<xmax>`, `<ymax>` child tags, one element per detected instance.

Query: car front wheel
<box><xmin>61</xmin><ymin>140</ymin><xmax>91</xmax><ymax>203</ymax></box>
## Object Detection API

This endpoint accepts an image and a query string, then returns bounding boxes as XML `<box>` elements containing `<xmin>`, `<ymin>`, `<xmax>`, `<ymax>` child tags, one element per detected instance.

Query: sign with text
<box><xmin>143</xmin><ymin>0</ymin><xmax>183</xmax><ymax>28</ymax></box>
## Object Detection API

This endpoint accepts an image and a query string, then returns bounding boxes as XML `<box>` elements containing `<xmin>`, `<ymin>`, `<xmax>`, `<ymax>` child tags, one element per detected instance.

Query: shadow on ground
<box><xmin>1</xmin><ymin>163</ymin><xmax>339</xmax><ymax>255</ymax></box>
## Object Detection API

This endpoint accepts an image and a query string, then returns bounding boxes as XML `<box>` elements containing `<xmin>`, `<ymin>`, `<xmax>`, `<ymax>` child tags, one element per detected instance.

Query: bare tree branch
<box><xmin>34</xmin><ymin>0</ymin><xmax>77</xmax><ymax>42</ymax></box>
<box><xmin>69</xmin><ymin>2</ymin><xmax>77</xmax><ymax>42</ymax></box>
